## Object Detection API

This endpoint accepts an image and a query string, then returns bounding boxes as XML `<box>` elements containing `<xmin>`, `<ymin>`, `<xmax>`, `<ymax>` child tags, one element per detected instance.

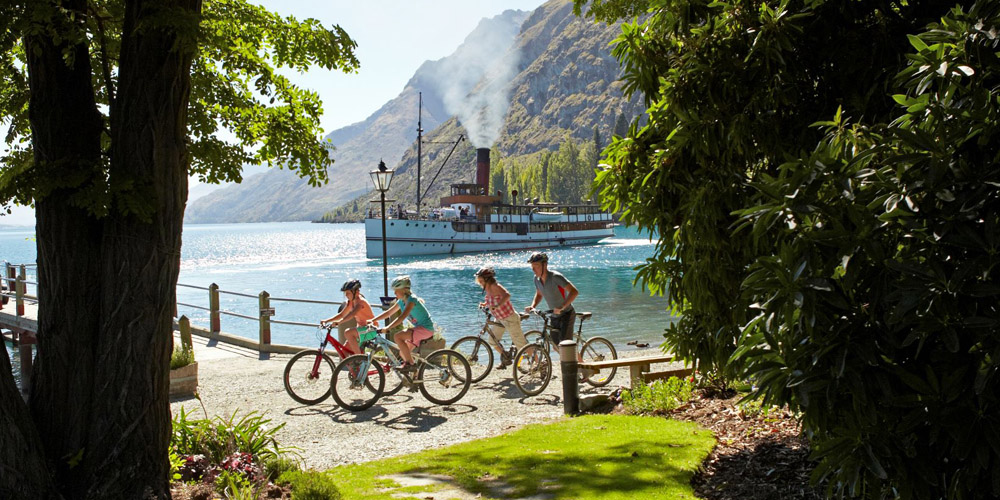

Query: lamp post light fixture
<box><xmin>370</xmin><ymin>159</ymin><xmax>394</xmax><ymax>297</ymax></box>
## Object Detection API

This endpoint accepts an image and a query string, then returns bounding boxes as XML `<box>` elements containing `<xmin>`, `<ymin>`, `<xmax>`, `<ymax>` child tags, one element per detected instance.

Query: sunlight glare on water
<box><xmin>1</xmin><ymin>222</ymin><xmax>673</xmax><ymax>350</ymax></box>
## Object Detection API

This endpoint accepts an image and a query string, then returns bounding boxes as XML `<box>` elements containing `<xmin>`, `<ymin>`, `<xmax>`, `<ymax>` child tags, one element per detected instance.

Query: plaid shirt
<box><xmin>485</xmin><ymin>294</ymin><xmax>515</xmax><ymax>320</ymax></box>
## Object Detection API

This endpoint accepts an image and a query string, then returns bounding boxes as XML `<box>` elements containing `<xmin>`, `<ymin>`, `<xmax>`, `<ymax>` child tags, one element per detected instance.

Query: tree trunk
<box><xmin>20</xmin><ymin>0</ymin><xmax>105</xmax><ymax>496</ymax></box>
<box><xmin>81</xmin><ymin>1</ymin><xmax>201</xmax><ymax>498</ymax></box>
<box><xmin>1</xmin><ymin>0</ymin><xmax>201</xmax><ymax>498</ymax></box>
<box><xmin>0</xmin><ymin>346</ymin><xmax>59</xmax><ymax>499</ymax></box>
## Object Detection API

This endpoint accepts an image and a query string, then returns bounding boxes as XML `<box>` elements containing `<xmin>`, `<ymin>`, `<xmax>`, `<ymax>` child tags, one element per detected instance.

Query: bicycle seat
<box><xmin>577</xmin><ymin>312</ymin><xmax>593</xmax><ymax>322</ymax></box>
<box><xmin>519</xmin><ymin>313</ymin><xmax>530</xmax><ymax>320</ymax></box>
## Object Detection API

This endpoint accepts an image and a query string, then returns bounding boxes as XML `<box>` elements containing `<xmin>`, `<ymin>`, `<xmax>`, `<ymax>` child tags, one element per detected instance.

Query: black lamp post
<box><xmin>370</xmin><ymin>159</ymin><xmax>394</xmax><ymax>297</ymax></box>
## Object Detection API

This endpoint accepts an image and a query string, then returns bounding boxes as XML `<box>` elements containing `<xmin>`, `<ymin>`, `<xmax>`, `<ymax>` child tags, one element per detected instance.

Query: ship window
<box><xmin>390</xmin><ymin>222</ymin><xmax>394</xmax><ymax>226</ymax></box>
<box><xmin>406</xmin><ymin>223</ymin><xmax>409</xmax><ymax>226</ymax></box>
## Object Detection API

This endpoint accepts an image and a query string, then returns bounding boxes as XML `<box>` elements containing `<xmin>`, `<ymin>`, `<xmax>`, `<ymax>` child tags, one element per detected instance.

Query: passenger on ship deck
<box><xmin>525</xmin><ymin>251</ymin><xmax>580</xmax><ymax>361</ymax></box>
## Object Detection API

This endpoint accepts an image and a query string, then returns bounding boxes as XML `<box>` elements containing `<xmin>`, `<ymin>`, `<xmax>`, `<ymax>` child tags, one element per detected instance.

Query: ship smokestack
<box><xmin>476</xmin><ymin>148</ymin><xmax>490</xmax><ymax>190</ymax></box>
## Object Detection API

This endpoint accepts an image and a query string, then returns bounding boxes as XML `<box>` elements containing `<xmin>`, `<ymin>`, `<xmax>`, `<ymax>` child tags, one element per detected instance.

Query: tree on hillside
<box><xmin>0</xmin><ymin>1</ymin><xmax>357</xmax><ymax>498</ymax></box>
<box><xmin>577</xmin><ymin>0</ymin><xmax>1000</xmax><ymax>497</ymax></box>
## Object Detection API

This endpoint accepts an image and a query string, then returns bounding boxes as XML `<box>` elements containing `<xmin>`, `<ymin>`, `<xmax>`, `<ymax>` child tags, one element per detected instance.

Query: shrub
<box><xmin>171</xmin><ymin>408</ymin><xmax>299</xmax><ymax>464</ymax></box>
<box><xmin>276</xmin><ymin>470</ymin><xmax>342</xmax><ymax>500</ymax></box>
<box><xmin>621</xmin><ymin>376</ymin><xmax>695</xmax><ymax>415</ymax></box>
<box><xmin>214</xmin><ymin>469</ymin><xmax>260</xmax><ymax>500</ymax></box>
<box><xmin>170</xmin><ymin>347</ymin><xmax>195</xmax><ymax>370</ymax></box>
<box><xmin>732</xmin><ymin>6</ymin><xmax>1000</xmax><ymax>498</ymax></box>
<box><xmin>261</xmin><ymin>455</ymin><xmax>301</xmax><ymax>482</ymax></box>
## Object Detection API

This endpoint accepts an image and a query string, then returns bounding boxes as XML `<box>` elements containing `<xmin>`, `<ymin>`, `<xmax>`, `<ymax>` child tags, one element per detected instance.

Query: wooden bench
<box><xmin>578</xmin><ymin>355</ymin><xmax>693</xmax><ymax>389</ymax></box>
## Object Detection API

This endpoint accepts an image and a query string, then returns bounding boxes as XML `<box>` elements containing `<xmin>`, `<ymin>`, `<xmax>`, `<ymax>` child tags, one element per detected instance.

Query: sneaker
<box><xmin>499</xmin><ymin>351</ymin><xmax>512</xmax><ymax>368</ymax></box>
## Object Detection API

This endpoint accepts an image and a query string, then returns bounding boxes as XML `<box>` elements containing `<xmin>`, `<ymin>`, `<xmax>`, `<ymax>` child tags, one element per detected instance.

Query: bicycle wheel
<box><xmin>330</xmin><ymin>355</ymin><xmax>384</xmax><ymax>411</ymax></box>
<box><xmin>581</xmin><ymin>336</ymin><xmax>618</xmax><ymax>387</ymax></box>
<box><xmin>513</xmin><ymin>344</ymin><xmax>551</xmax><ymax>396</ymax></box>
<box><xmin>518</xmin><ymin>331</ymin><xmax>545</xmax><ymax>374</ymax></box>
<box><xmin>418</xmin><ymin>349</ymin><xmax>472</xmax><ymax>405</ymax></box>
<box><xmin>283</xmin><ymin>350</ymin><xmax>336</xmax><ymax>405</ymax></box>
<box><xmin>373</xmin><ymin>346</ymin><xmax>405</xmax><ymax>396</ymax></box>
<box><xmin>523</xmin><ymin>330</ymin><xmax>544</xmax><ymax>347</ymax></box>
<box><xmin>450</xmin><ymin>336</ymin><xmax>493</xmax><ymax>383</ymax></box>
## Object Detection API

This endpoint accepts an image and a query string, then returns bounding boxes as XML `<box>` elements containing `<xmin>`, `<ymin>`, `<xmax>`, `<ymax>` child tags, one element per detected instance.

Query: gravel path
<box><xmin>170</xmin><ymin>335</ymin><xmax>682</xmax><ymax>471</ymax></box>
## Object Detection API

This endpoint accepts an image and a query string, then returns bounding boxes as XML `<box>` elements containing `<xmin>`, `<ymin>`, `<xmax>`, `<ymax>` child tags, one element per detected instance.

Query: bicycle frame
<box><xmin>477</xmin><ymin>307</ymin><xmax>514</xmax><ymax>350</ymax></box>
<box><xmin>310</xmin><ymin>324</ymin><xmax>385</xmax><ymax>376</ymax></box>
<box><xmin>354</xmin><ymin>333</ymin><xmax>444</xmax><ymax>387</ymax></box>
<box><xmin>526</xmin><ymin>309</ymin><xmax>589</xmax><ymax>353</ymax></box>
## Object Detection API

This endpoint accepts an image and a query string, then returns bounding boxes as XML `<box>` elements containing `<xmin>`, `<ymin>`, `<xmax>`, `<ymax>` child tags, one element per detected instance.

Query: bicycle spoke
<box><xmin>513</xmin><ymin>344</ymin><xmax>551</xmax><ymax>396</ymax></box>
<box><xmin>419</xmin><ymin>349</ymin><xmax>471</xmax><ymax>405</ymax></box>
<box><xmin>331</xmin><ymin>355</ymin><xmax>384</xmax><ymax>411</ymax></box>
<box><xmin>283</xmin><ymin>350</ymin><xmax>335</xmax><ymax>405</ymax></box>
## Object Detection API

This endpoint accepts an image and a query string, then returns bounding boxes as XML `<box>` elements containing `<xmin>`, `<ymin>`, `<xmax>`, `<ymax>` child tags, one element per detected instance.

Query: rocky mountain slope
<box><xmin>184</xmin><ymin>9</ymin><xmax>529</xmax><ymax>223</ymax></box>
<box><xmin>323</xmin><ymin>0</ymin><xmax>644</xmax><ymax>222</ymax></box>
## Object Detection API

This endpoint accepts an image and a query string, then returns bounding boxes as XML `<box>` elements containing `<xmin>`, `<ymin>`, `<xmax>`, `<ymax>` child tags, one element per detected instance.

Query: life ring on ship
<box><xmin>502</xmin><ymin>215</ymin><xmax>508</xmax><ymax>222</ymax></box>
<box><xmin>586</xmin><ymin>214</ymin><xmax>592</xmax><ymax>221</ymax></box>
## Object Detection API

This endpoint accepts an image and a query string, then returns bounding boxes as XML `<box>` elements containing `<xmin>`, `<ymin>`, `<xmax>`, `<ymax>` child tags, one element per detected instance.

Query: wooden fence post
<box><xmin>209</xmin><ymin>283</ymin><xmax>220</xmax><ymax>333</ymax></box>
<box><xmin>1</xmin><ymin>263</ymin><xmax>10</xmax><ymax>311</ymax></box>
<box><xmin>258</xmin><ymin>291</ymin><xmax>271</xmax><ymax>359</ymax></box>
<box><xmin>18</xmin><ymin>330</ymin><xmax>35</xmax><ymax>398</ymax></box>
<box><xmin>16</xmin><ymin>264</ymin><xmax>25</xmax><ymax>316</ymax></box>
<box><xmin>179</xmin><ymin>315</ymin><xmax>193</xmax><ymax>352</ymax></box>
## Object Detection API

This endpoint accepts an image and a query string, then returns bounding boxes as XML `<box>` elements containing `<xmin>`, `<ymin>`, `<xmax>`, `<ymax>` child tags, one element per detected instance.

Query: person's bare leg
<box><xmin>346</xmin><ymin>328</ymin><xmax>361</xmax><ymax>354</ymax></box>
<box><xmin>395</xmin><ymin>330</ymin><xmax>414</xmax><ymax>364</ymax></box>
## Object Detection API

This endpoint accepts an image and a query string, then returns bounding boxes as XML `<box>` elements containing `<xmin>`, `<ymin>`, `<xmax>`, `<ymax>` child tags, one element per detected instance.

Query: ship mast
<box><xmin>416</xmin><ymin>92</ymin><xmax>423</xmax><ymax>218</ymax></box>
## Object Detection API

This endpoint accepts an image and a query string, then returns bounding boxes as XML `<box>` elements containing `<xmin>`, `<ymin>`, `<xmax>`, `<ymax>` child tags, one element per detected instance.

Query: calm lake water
<box><xmin>3</xmin><ymin>222</ymin><xmax>672</xmax><ymax>379</ymax></box>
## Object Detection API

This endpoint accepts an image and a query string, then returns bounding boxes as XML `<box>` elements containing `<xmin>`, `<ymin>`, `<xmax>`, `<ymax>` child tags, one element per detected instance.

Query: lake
<box><xmin>3</xmin><ymin>222</ymin><xmax>672</xmax><ymax>386</ymax></box>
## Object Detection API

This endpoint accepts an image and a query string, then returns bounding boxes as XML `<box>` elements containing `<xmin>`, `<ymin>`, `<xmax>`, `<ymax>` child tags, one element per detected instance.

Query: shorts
<box><xmin>548</xmin><ymin>310</ymin><xmax>576</xmax><ymax>344</ymax></box>
<box><xmin>409</xmin><ymin>326</ymin><xmax>435</xmax><ymax>347</ymax></box>
<box><xmin>337</xmin><ymin>318</ymin><xmax>358</xmax><ymax>344</ymax></box>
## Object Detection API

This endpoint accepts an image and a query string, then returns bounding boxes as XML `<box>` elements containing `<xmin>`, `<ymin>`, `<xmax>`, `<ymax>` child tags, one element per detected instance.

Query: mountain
<box><xmin>184</xmin><ymin>9</ymin><xmax>530</xmax><ymax>223</ymax></box>
<box><xmin>321</xmin><ymin>0</ymin><xmax>644</xmax><ymax>222</ymax></box>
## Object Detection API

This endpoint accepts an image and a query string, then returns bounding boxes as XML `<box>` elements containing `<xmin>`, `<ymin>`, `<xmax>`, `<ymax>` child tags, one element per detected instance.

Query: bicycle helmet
<box><xmin>527</xmin><ymin>251</ymin><xmax>548</xmax><ymax>264</ymax></box>
<box><xmin>390</xmin><ymin>275</ymin><xmax>411</xmax><ymax>290</ymax></box>
<box><xmin>474</xmin><ymin>267</ymin><xmax>496</xmax><ymax>280</ymax></box>
<box><xmin>340</xmin><ymin>279</ymin><xmax>361</xmax><ymax>292</ymax></box>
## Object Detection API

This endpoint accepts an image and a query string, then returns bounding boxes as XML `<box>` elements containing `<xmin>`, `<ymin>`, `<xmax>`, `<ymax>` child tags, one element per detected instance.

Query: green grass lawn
<box><xmin>329</xmin><ymin>414</ymin><xmax>715</xmax><ymax>499</ymax></box>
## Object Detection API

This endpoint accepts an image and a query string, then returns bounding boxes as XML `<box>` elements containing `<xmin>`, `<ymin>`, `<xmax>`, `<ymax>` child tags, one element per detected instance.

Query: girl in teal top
<box><xmin>368</xmin><ymin>275</ymin><xmax>436</xmax><ymax>370</ymax></box>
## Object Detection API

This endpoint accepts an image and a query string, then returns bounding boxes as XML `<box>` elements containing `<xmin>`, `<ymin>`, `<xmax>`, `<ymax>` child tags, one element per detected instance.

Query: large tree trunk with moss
<box><xmin>0</xmin><ymin>1</ymin><xmax>200</xmax><ymax>498</ymax></box>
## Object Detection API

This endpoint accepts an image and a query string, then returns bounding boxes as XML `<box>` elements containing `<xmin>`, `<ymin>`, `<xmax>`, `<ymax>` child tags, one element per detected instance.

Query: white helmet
<box><xmin>390</xmin><ymin>275</ymin><xmax>411</xmax><ymax>290</ymax></box>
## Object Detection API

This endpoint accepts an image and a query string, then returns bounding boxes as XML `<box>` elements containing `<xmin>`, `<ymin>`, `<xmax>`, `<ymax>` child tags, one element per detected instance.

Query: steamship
<box><xmin>365</xmin><ymin>146</ymin><xmax>615</xmax><ymax>258</ymax></box>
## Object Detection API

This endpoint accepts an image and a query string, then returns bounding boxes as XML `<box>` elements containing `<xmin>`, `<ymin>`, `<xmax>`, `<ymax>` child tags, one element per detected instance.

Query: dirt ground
<box><xmin>664</xmin><ymin>390</ymin><xmax>824</xmax><ymax>500</ymax></box>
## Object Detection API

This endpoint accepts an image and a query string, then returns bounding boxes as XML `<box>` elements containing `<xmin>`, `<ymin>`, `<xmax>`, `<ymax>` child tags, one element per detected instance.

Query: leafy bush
<box><xmin>171</xmin><ymin>408</ymin><xmax>299</xmax><ymax>464</ymax></box>
<box><xmin>170</xmin><ymin>347</ymin><xmax>195</xmax><ymax>370</ymax></box>
<box><xmin>578</xmin><ymin>0</ymin><xmax>1000</xmax><ymax>497</ymax></box>
<box><xmin>731</xmin><ymin>6</ymin><xmax>1000</xmax><ymax>499</ymax></box>
<box><xmin>214</xmin><ymin>469</ymin><xmax>260</xmax><ymax>500</ymax></box>
<box><xmin>621</xmin><ymin>377</ymin><xmax>695</xmax><ymax>415</ymax></box>
<box><xmin>276</xmin><ymin>470</ymin><xmax>342</xmax><ymax>500</ymax></box>
<box><xmin>261</xmin><ymin>455</ymin><xmax>301</xmax><ymax>482</ymax></box>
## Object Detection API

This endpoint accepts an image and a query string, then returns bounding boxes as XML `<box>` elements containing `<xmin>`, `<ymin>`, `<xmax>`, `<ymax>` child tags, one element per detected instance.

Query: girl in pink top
<box><xmin>475</xmin><ymin>267</ymin><xmax>527</xmax><ymax>368</ymax></box>
<box><xmin>320</xmin><ymin>279</ymin><xmax>377</xmax><ymax>354</ymax></box>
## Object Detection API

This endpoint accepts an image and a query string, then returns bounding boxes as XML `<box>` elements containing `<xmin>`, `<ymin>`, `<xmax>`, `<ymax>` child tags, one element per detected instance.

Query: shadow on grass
<box><xmin>365</xmin><ymin>416</ymin><xmax>713</xmax><ymax>499</ymax></box>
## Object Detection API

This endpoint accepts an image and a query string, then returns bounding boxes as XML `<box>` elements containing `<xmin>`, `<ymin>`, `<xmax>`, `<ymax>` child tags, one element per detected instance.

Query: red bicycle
<box><xmin>283</xmin><ymin>324</ymin><xmax>399</xmax><ymax>405</ymax></box>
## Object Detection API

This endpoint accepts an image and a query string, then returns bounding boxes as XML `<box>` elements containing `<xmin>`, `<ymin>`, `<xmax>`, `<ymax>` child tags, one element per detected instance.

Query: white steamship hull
<box><xmin>365</xmin><ymin>215</ymin><xmax>615</xmax><ymax>258</ymax></box>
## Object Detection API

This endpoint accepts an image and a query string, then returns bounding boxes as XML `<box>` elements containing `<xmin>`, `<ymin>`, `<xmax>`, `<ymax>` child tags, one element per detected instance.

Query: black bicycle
<box><xmin>513</xmin><ymin>309</ymin><xmax>618</xmax><ymax>396</ymax></box>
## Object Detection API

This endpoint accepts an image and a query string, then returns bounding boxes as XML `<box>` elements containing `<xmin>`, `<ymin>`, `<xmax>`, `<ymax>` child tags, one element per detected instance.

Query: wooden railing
<box><xmin>1</xmin><ymin>261</ymin><xmax>387</xmax><ymax>359</ymax></box>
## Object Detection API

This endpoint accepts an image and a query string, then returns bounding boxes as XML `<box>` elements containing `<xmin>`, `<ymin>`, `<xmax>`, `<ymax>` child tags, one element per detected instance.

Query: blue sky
<box><xmin>1</xmin><ymin>0</ymin><xmax>547</xmax><ymax>227</ymax></box>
